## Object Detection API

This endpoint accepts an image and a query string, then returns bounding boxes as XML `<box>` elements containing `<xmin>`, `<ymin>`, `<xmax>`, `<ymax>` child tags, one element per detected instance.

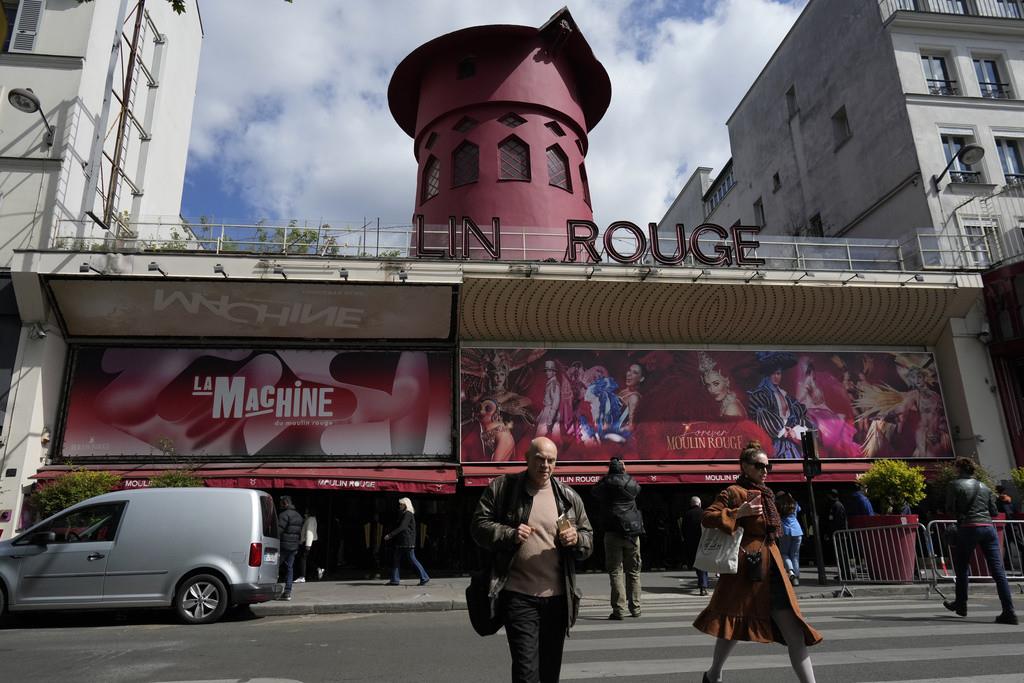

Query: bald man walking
<box><xmin>472</xmin><ymin>437</ymin><xmax>594</xmax><ymax>683</ymax></box>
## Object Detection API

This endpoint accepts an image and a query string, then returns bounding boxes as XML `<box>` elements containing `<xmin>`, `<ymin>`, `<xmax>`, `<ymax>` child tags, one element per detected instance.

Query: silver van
<box><xmin>0</xmin><ymin>487</ymin><xmax>282</xmax><ymax>624</ymax></box>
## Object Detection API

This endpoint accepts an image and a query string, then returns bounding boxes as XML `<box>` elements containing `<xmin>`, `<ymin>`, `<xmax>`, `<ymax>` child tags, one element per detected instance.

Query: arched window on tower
<box><xmin>580</xmin><ymin>163</ymin><xmax>591</xmax><ymax>206</ymax></box>
<box><xmin>547</xmin><ymin>145</ymin><xmax>571</xmax><ymax>192</ymax></box>
<box><xmin>421</xmin><ymin>155</ymin><xmax>440</xmax><ymax>203</ymax></box>
<box><xmin>452</xmin><ymin>141</ymin><xmax>479</xmax><ymax>187</ymax></box>
<box><xmin>499</xmin><ymin>135</ymin><xmax>530</xmax><ymax>181</ymax></box>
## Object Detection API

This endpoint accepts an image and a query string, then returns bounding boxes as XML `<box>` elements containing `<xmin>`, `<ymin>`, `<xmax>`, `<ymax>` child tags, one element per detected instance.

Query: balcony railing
<box><xmin>927</xmin><ymin>78</ymin><xmax>960</xmax><ymax>95</ymax></box>
<box><xmin>949</xmin><ymin>170</ymin><xmax>983</xmax><ymax>183</ymax></box>
<box><xmin>1005</xmin><ymin>173</ymin><xmax>1024</xmax><ymax>186</ymax></box>
<box><xmin>880</xmin><ymin>0</ymin><xmax>1024</xmax><ymax>21</ymax></box>
<box><xmin>979</xmin><ymin>81</ymin><xmax>1013</xmax><ymax>99</ymax></box>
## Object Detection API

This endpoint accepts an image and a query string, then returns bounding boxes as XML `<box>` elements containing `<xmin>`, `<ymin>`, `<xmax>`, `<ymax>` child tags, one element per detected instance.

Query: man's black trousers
<box><xmin>501</xmin><ymin>590</ymin><xmax>569</xmax><ymax>683</ymax></box>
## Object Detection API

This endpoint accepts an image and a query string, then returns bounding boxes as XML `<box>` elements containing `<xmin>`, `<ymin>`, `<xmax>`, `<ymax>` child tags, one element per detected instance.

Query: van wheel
<box><xmin>175</xmin><ymin>574</ymin><xmax>228</xmax><ymax>625</ymax></box>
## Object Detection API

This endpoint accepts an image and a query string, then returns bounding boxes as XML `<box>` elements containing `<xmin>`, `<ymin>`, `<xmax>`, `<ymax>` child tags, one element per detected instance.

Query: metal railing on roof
<box><xmin>879</xmin><ymin>0</ymin><xmax>1024</xmax><ymax>22</ymax></box>
<box><xmin>48</xmin><ymin>217</ymin><xmax>997</xmax><ymax>273</ymax></box>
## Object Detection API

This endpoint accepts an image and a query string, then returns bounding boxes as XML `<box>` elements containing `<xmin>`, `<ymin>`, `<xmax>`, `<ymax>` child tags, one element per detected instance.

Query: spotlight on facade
<box><xmin>397</xmin><ymin>269</ymin><xmax>408</xmax><ymax>282</ymax></box>
<box><xmin>338</xmin><ymin>268</ymin><xmax>349</xmax><ymax>281</ymax></box>
<box><xmin>213</xmin><ymin>263</ymin><xmax>228</xmax><ymax>278</ymax></box>
<box><xmin>79</xmin><ymin>262</ymin><xmax>103</xmax><ymax>275</ymax></box>
<box><xmin>7</xmin><ymin>87</ymin><xmax>55</xmax><ymax>146</ymax></box>
<box><xmin>932</xmin><ymin>143</ymin><xmax>985</xmax><ymax>191</ymax></box>
<box><xmin>28</xmin><ymin>323</ymin><xmax>47</xmax><ymax>340</ymax></box>
<box><xmin>901</xmin><ymin>273</ymin><xmax>925</xmax><ymax>286</ymax></box>
<box><xmin>795</xmin><ymin>271</ymin><xmax>814</xmax><ymax>284</ymax></box>
<box><xmin>638</xmin><ymin>266</ymin><xmax>656</xmax><ymax>281</ymax></box>
<box><xmin>745</xmin><ymin>270</ymin><xmax>765</xmax><ymax>283</ymax></box>
<box><xmin>273</xmin><ymin>266</ymin><xmax>287</xmax><ymax>279</ymax></box>
<box><xmin>842</xmin><ymin>273</ymin><xmax>865</xmax><ymax>284</ymax></box>
<box><xmin>692</xmin><ymin>269</ymin><xmax>711</xmax><ymax>283</ymax></box>
<box><xmin>147</xmin><ymin>261</ymin><xmax>167</xmax><ymax>276</ymax></box>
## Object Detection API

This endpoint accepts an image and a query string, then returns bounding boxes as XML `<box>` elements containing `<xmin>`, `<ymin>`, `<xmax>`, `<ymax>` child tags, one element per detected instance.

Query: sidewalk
<box><xmin>251</xmin><ymin>570</ymin><xmax>1013</xmax><ymax>617</ymax></box>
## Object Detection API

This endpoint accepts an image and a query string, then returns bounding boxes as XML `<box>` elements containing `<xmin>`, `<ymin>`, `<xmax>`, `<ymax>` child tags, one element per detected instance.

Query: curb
<box><xmin>254</xmin><ymin>599</ymin><xmax>466</xmax><ymax>616</ymax></box>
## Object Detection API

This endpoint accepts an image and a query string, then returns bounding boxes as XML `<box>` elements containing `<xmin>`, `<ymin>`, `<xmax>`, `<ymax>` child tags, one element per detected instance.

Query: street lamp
<box><xmin>7</xmin><ymin>88</ymin><xmax>55</xmax><ymax>147</ymax></box>
<box><xmin>932</xmin><ymin>143</ymin><xmax>985</xmax><ymax>191</ymax></box>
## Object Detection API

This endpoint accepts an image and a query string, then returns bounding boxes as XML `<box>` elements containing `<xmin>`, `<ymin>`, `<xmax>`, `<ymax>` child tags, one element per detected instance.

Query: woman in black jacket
<box><xmin>384</xmin><ymin>498</ymin><xmax>430</xmax><ymax>586</ymax></box>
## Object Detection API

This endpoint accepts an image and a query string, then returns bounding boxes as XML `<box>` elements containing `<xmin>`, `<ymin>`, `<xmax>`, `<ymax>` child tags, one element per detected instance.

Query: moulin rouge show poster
<box><xmin>61</xmin><ymin>348</ymin><xmax>453</xmax><ymax>458</ymax></box>
<box><xmin>460</xmin><ymin>348</ymin><xmax>953</xmax><ymax>462</ymax></box>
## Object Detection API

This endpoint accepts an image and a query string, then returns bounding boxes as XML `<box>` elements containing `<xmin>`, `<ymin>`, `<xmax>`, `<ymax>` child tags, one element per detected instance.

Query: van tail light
<box><xmin>248</xmin><ymin>542</ymin><xmax>263</xmax><ymax>567</ymax></box>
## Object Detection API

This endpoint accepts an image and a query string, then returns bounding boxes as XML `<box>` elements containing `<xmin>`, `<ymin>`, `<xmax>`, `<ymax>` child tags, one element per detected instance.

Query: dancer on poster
<box><xmin>698</xmin><ymin>351</ymin><xmax>747</xmax><ymax>418</ymax></box>
<box><xmin>746</xmin><ymin>352</ymin><xmax>810</xmax><ymax>459</ymax></box>
<box><xmin>795</xmin><ymin>358</ymin><xmax>860</xmax><ymax>458</ymax></box>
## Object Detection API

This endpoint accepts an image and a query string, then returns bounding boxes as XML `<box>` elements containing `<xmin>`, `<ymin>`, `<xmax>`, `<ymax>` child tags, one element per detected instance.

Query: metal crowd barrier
<box><xmin>831</xmin><ymin>519</ymin><xmax>1024</xmax><ymax>598</ymax></box>
<box><xmin>926</xmin><ymin>519</ymin><xmax>1024</xmax><ymax>584</ymax></box>
<box><xmin>831</xmin><ymin>522</ymin><xmax>933</xmax><ymax>588</ymax></box>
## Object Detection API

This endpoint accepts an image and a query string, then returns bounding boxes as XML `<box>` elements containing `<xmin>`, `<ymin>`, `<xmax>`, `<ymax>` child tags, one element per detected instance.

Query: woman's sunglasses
<box><xmin>748</xmin><ymin>461</ymin><xmax>773</xmax><ymax>473</ymax></box>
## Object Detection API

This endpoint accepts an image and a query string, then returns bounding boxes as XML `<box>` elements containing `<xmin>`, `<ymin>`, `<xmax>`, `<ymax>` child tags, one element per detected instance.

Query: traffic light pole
<box><xmin>800</xmin><ymin>430</ymin><xmax>828</xmax><ymax>586</ymax></box>
<box><xmin>805</xmin><ymin>475</ymin><xmax>828</xmax><ymax>587</ymax></box>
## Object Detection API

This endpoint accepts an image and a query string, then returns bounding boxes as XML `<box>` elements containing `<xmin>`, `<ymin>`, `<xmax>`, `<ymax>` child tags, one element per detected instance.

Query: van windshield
<box><xmin>260</xmin><ymin>495</ymin><xmax>279</xmax><ymax>539</ymax></box>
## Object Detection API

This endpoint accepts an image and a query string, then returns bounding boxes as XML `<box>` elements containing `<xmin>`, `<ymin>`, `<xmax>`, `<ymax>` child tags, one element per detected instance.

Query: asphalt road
<box><xmin>1</xmin><ymin>595</ymin><xmax>1021</xmax><ymax>682</ymax></box>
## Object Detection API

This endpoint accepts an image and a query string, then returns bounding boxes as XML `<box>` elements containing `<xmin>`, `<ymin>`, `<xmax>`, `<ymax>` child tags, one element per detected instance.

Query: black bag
<box><xmin>466</xmin><ymin>568</ymin><xmax>502</xmax><ymax>636</ymax></box>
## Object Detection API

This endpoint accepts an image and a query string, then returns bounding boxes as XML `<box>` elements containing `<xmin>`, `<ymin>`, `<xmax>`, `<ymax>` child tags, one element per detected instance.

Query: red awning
<box><xmin>31</xmin><ymin>465</ymin><xmax>459</xmax><ymax>494</ymax></box>
<box><xmin>460</xmin><ymin>461</ymin><xmax>875</xmax><ymax>486</ymax></box>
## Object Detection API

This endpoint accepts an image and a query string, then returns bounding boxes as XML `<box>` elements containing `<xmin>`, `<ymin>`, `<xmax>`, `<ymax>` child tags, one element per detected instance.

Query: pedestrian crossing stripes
<box><xmin>562</xmin><ymin>597</ymin><xmax>1023</xmax><ymax>682</ymax></box>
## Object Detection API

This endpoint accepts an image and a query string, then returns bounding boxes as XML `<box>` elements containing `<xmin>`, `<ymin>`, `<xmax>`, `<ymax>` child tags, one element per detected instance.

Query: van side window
<box><xmin>20</xmin><ymin>502</ymin><xmax>126</xmax><ymax>544</ymax></box>
<box><xmin>260</xmin><ymin>496</ymin><xmax>279</xmax><ymax>538</ymax></box>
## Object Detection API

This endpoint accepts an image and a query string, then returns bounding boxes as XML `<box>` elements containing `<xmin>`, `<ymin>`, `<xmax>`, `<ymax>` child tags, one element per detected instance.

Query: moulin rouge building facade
<box><xmin>3</xmin><ymin>9</ymin><xmax>1000</xmax><ymax>574</ymax></box>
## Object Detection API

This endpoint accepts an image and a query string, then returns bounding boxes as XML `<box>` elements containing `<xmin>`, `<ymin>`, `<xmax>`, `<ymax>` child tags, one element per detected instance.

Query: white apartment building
<box><xmin>0</xmin><ymin>0</ymin><xmax>201</xmax><ymax>535</ymax></box>
<box><xmin>661</xmin><ymin>0</ymin><xmax>1024</xmax><ymax>479</ymax></box>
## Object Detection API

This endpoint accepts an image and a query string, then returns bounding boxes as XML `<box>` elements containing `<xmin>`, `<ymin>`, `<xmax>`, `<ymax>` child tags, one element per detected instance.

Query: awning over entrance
<box><xmin>461</xmin><ymin>461</ymin><xmax>875</xmax><ymax>486</ymax></box>
<box><xmin>31</xmin><ymin>465</ymin><xmax>459</xmax><ymax>494</ymax></box>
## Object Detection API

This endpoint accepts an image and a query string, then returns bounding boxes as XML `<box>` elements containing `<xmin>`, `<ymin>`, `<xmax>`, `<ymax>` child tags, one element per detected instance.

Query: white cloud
<box><xmin>187</xmin><ymin>0</ymin><xmax>806</xmax><ymax>226</ymax></box>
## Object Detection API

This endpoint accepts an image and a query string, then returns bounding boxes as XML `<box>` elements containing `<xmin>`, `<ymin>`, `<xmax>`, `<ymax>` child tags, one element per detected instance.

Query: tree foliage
<box><xmin>859</xmin><ymin>459</ymin><xmax>926</xmax><ymax>513</ymax></box>
<box><xmin>33</xmin><ymin>470</ymin><xmax>120</xmax><ymax>518</ymax></box>
<box><xmin>148</xmin><ymin>470</ymin><xmax>204</xmax><ymax>488</ymax></box>
<box><xmin>1010</xmin><ymin>466</ymin><xmax>1024</xmax><ymax>494</ymax></box>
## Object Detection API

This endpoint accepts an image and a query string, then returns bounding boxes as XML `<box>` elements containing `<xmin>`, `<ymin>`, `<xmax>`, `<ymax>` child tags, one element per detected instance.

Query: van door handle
<box><xmin>87</xmin><ymin>553</ymin><xmax>105</xmax><ymax>561</ymax></box>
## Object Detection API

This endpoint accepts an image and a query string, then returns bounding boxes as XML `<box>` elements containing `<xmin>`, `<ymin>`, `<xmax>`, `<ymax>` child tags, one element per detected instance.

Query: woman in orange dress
<box><xmin>693</xmin><ymin>441</ymin><xmax>823</xmax><ymax>683</ymax></box>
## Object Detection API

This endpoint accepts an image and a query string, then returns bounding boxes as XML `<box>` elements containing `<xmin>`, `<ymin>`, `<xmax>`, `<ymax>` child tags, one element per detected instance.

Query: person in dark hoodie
<box><xmin>593</xmin><ymin>457</ymin><xmax>644</xmax><ymax>619</ymax></box>
<box><xmin>277</xmin><ymin>496</ymin><xmax>304</xmax><ymax>601</ymax></box>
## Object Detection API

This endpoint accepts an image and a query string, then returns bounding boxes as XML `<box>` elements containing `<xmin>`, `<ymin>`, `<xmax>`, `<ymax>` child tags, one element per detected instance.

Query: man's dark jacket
<box><xmin>470</xmin><ymin>471</ymin><xmax>593</xmax><ymax>634</ymax></box>
<box><xmin>278</xmin><ymin>505</ymin><xmax>304</xmax><ymax>552</ymax></box>
<box><xmin>825</xmin><ymin>499</ymin><xmax>847</xmax><ymax>538</ymax></box>
<box><xmin>946</xmin><ymin>477</ymin><xmax>997</xmax><ymax>525</ymax></box>
<box><xmin>592</xmin><ymin>472</ymin><xmax>644</xmax><ymax>537</ymax></box>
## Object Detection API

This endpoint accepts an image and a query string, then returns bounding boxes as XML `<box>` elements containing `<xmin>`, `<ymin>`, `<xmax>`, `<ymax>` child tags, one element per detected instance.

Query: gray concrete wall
<box><xmin>702</xmin><ymin>0</ymin><xmax>931</xmax><ymax>237</ymax></box>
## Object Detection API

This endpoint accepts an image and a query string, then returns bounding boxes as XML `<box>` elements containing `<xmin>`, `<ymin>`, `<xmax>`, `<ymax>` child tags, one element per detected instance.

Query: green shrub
<box><xmin>859</xmin><ymin>459</ymin><xmax>926</xmax><ymax>513</ymax></box>
<box><xmin>147</xmin><ymin>470</ymin><xmax>204</xmax><ymax>488</ymax></box>
<box><xmin>1010</xmin><ymin>466</ymin><xmax>1024</xmax><ymax>493</ymax></box>
<box><xmin>33</xmin><ymin>470</ymin><xmax>120</xmax><ymax>518</ymax></box>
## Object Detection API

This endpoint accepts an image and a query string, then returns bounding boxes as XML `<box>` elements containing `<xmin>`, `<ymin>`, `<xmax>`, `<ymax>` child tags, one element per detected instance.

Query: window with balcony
<box><xmin>498</xmin><ymin>135</ymin><xmax>530</xmax><ymax>181</ymax></box>
<box><xmin>921</xmin><ymin>55</ymin><xmax>958</xmax><ymax>95</ymax></box>
<box><xmin>546</xmin><ymin>145</ymin><xmax>572</xmax><ymax>192</ymax></box>
<box><xmin>545</xmin><ymin>121</ymin><xmax>566</xmax><ymax>137</ymax></box>
<box><xmin>452</xmin><ymin>141</ymin><xmax>479</xmax><ymax>187</ymax></box>
<box><xmin>997</xmin><ymin>138</ymin><xmax>1024</xmax><ymax>186</ymax></box>
<box><xmin>499</xmin><ymin>113</ymin><xmax>526</xmax><ymax>128</ymax></box>
<box><xmin>974</xmin><ymin>58</ymin><xmax>1012</xmax><ymax>99</ymax></box>
<box><xmin>941</xmin><ymin>134</ymin><xmax>983</xmax><ymax>183</ymax></box>
<box><xmin>421</xmin><ymin>156</ymin><xmax>440</xmax><ymax>203</ymax></box>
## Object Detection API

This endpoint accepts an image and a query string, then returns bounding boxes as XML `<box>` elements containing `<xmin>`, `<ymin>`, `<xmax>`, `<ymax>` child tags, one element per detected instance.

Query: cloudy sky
<box><xmin>182</xmin><ymin>0</ymin><xmax>808</xmax><ymax>229</ymax></box>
